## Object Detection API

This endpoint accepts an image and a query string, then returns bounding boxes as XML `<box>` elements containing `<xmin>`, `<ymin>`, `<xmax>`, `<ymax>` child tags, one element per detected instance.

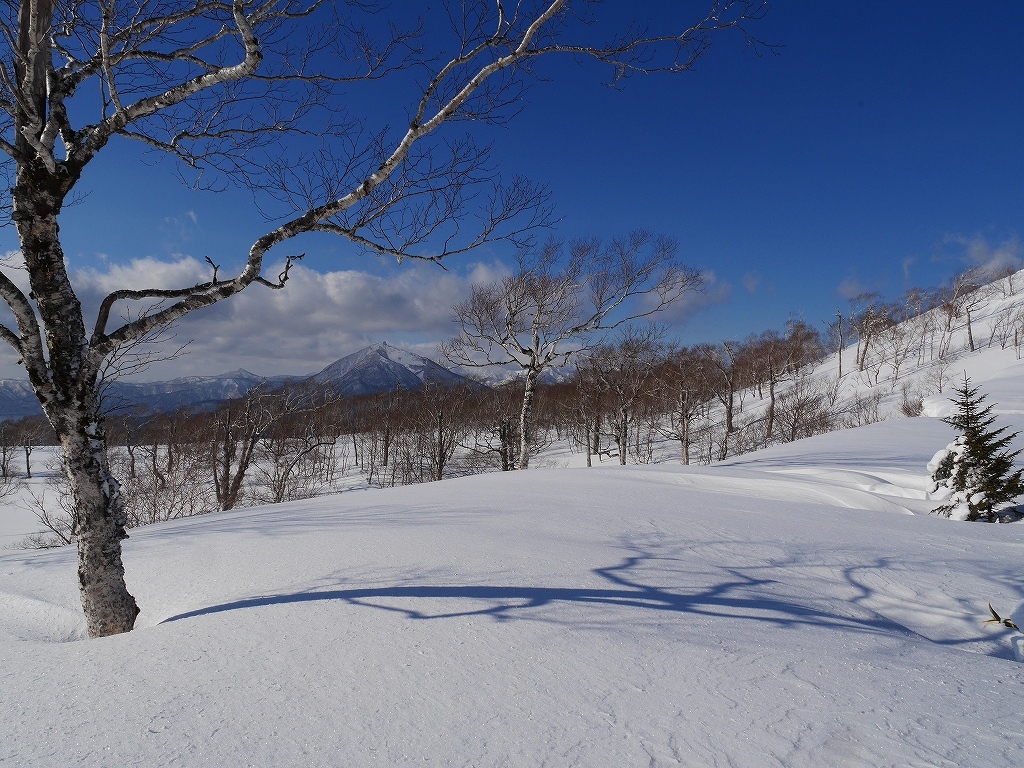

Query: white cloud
<box><xmin>0</xmin><ymin>252</ymin><xmax>732</xmax><ymax>382</ymax></box>
<box><xmin>159</xmin><ymin>259</ymin><xmax>512</xmax><ymax>376</ymax></box>
<box><xmin>0</xmin><ymin>256</ymin><xmax>510</xmax><ymax>380</ymax></box>
<box><xmin>741</xmin><ymin>271</ymin><xmax>761</xmax><ymax>294</ymax></box>
<box><xmin>76</xmin><ymin>255</ymin><xmax>212</xmax><ymax>296</ymax></box>
<box><xmin>836</xmin><ymin>274</ymin><xmax>880</xmax><ymax>301</ymax></box>
<box><xmin>640</xmin><ymin>270</ymin><xmax>732</xmax><ymax>325</ymax></box>
<box><xmin>953</xmin><ymin>234</ymin><xmax>1023</xmax><ymax>274</ymax></box>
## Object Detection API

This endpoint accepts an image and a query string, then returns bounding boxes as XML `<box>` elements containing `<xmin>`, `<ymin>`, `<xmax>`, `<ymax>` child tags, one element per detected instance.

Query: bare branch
<box><xmin>0</xmin><ymin>0</ymin><xmax>770</xmax><ymax>632</ymax></box>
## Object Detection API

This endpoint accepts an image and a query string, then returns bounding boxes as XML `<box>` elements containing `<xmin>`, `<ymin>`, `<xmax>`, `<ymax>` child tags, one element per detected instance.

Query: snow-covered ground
<box><xmin>2</xmin><ymin>414</ymin><xmax>1023</xmax><ymax>766</ymax></box>
<box><xmin>0</xmin><ymin>451</ymin><xmax>61</xmax><ymax>549</ymax></box>
<box><xmin>5</xmin><ymin>276</ymin><xmax>1024</xmax><ymax>765</ymax></box>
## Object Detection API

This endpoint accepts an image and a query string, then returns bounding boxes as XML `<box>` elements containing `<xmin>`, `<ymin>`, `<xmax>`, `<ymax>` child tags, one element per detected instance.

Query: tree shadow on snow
<box><xmin>161</xmin><ymin>542</ymin><xmax>1010</xmax><ymax>656</ymax></box>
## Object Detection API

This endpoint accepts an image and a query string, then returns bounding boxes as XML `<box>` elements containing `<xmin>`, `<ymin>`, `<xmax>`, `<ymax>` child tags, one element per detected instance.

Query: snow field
<box><xmin>4</xmin><ymin>274</ymin><xmax>1024</xmax><ymax>765</ymax></box>
<box><xmin>2</xmin><ymin>416</ymin><xmax>1023</xmax><ymax>766</ymax></box>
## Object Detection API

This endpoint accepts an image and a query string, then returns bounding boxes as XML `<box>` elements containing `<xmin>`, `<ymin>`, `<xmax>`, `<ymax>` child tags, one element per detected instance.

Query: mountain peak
<box><xmin>307</xmin><ymin>343</ymin><xmax>467</xmax><ymax>396</ymax></box>
<box><xmin>0</xmin><ymin>343</ymin><xmax>469</xmax><ymax>420</ymax></box>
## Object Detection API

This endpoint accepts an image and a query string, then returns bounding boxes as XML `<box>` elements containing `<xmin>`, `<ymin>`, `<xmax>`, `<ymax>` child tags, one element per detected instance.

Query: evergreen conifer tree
<box><xmin>928</xmin><ymin>376</ymin><xmax>1024</xmax><ymax>522</ymax></box>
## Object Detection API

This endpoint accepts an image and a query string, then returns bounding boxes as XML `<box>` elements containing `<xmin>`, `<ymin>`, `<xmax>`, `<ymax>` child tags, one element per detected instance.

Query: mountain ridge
<box><xmin>0</xmin><ymin>343</ymin><xmax>467</xmax><ymax>420</ymax></box>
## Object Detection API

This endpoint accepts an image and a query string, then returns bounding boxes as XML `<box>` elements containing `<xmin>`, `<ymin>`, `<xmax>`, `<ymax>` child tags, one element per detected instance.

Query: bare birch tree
<box><xmin>583</xmin><ymin>325</ymin><xmax>664</xmax><ymax>465</ymax></box>
<box><xmin>697</xmin><ymin>340</ymin><xmax>740</xmax><ymax>435</ymax></box>
<box><xmin>0</xmin><ymin>1</ymin><xmax>770</xmax><ymax>636</ymax></box>
<box><xmin>443</xmin><ymin>233</ymin><xmax>703</xmax><ymax>468</ymax></box>
<box><xmin>0</xmin><ymin>419</ymin><xmax>19</xmax><ymax>488</ymax></box>
<box><xmin>466</xmin><ymin>381</ymin><xmax>525</xmax><ymax>472</ymax></box>
<box><xmin>655</xmin><ymin>346</ymin><xmax>713</xmax><ymax>465</ymax></box>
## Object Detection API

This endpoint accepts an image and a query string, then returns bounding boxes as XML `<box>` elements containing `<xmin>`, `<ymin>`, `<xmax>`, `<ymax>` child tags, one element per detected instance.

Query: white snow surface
<box><xmin>3</xmin><ymin>417</ymin><xmax>1024</xmax><ymax>767</ymax></box>
<box><xmin>7</xmin><ymin>274</ymin><xmax>1024</xmax><ymax>765</ymax></box>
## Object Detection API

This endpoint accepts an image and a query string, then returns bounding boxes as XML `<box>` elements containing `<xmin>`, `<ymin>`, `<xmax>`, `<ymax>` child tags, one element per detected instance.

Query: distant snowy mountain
<box><xmin>308</xmin><ymin>342</ymin><xmax>468</xmax><ymax>396</ymax></box>
<box><xmin>104</xmin><ymin>370</ymin><xmax>300</xmax><ymax>415</ymax></box>
<box><xmin>0</xmin><ymin>343</ymin><xmax>468</xmax><ymax>420</ymax></box>
<box><xmin>0</xmin><ymin>379</ymin><xmax>39</xmax><ymax>421</ymax></box>
<box><xmin>478</xmin><ymin>366</ymin><xmax>573</xmax><ymax>387</ymax></box>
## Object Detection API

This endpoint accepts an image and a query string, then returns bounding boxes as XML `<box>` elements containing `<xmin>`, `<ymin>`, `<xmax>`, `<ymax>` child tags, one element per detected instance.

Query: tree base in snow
<box><xmin>932</xmin><ymin>503</ymin><xmax>1024</xmax><ymax>522</ymax></box>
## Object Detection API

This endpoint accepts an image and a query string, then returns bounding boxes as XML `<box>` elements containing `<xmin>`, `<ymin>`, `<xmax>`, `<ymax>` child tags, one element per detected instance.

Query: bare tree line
<box><xmin>835</xmin><ymin>265</ymin><xmax>1023</xmax><ymax>386</ymax></box>
<box><xmin>1</xmin><ymin>316</ymin><xmax>866</xmax><ymax>547</ymax></box>
<box><xmin>0</xmin><ymin>0</ymin><xmax>774</xmax><ymax>636</ymax></box>
<box><xmin>12</xmin><ymin>264</ymin><xmax>1024</xmax><ymax>560</ymax></box>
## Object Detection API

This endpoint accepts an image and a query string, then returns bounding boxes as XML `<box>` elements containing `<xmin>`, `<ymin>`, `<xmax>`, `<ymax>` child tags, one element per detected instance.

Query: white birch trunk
<box><xmin>13</xmin><ymin>178</ymin><xmax>139</xmax><ymax>636</ymax></box>
<box><xmin>518</xmin><ymin>368</ymin><xmax>541</xmax><ymax>470</ymax></box>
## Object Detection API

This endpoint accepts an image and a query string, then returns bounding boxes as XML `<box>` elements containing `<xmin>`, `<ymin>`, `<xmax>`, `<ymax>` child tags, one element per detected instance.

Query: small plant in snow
<box><xmin>928</xmin><ymin>376</ymin><xmax>1024</xmax><ymax>522</ymax></box>
<box><xmin>985</xmin><ymin>604</ymin><xmax>1019</xmax><ymax>630</ymax></box>
<box><xmin>984</xmin><ymin>604</ymin><xmax>1024</xmax><ymax>663</ymax></box>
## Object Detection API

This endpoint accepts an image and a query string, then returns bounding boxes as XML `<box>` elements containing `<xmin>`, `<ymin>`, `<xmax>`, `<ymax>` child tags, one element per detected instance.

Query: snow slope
<box><xmin>2</xmin><ymin>416</ymin><xmax>1023</xmax><ymax>767</ymax></box>
<box><xmin>820</xmin><ymin>272</ymin><xmax>1024</xmax><ymax>422</ymax></box>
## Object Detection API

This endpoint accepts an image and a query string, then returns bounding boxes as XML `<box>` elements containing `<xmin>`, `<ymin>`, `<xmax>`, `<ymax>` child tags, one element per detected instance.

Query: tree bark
<box><xmin>585</xmin><ymin>420</ymin><xmax>592</xmax><ymax>467</ymax></box>
<box><xmin>678</xmin><ymin>390</ymin><xmax>691</xmax><ymax>465</ymax></box>
<box><xmin>62</xmin><ymin>412</ymin><xmax>140</xmax><ymax>637</ymax></box>
<box><xmin>435</xmin><ymin>410</ymin><xmax>445</xmax><ymax>481</ymax></box>
<box><xmin>835</xmin><ymin>309</ymin><xmax>844</xmax><ymax>379</ymax></box>
<box><xmin>518</xmin><ymin>368</ymin><xmax>541</xmax><ymax>470</ymax></box>
<box><xmin>499</xmin><ymin>418</ymin><xmax>514</xmax><ymax>471</ymax></box>
<box><xmin>724</xmin><ymin>380</ymin><xmax>735</xmax><ymax>433</ymax></box>
<box><xmin>617</xmin><ymin>405</ymin><xmax>628</xmax><ymax>465</ymax></box>
<box><xmin>12</xmin><ymin>173</ymin><xmax>140</xmax><ymax>637</ymax></box>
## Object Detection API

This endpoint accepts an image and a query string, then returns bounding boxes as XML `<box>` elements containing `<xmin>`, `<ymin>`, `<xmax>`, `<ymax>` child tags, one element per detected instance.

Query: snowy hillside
<box><xmin>2</xmin><ymin>415</ymin><xmax>1023</xmax><ymax>766</ymax></box>
<box><xmin>625</xmin><ymin>268</ymin><xmax>1024</xmax><ymax>469</ymax></box>
<box><xmin>813</xmin><ymin>270</ymin><xmax>1024</xmax><ymax>422</ymax></box>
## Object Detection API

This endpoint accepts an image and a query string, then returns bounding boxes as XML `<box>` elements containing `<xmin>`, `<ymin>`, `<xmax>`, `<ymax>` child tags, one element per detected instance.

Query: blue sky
<box><xmin>3</xmin><ymin>1</ymin><xmax>1023</xmax><ymax>379</ymax></box>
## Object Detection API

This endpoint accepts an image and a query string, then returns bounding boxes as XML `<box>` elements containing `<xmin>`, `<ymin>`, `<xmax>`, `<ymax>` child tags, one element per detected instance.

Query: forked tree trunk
<box><xmin>12</xmin><ymin>162</ymin><xmax>140</xmax><ymax>638</ymax></box>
